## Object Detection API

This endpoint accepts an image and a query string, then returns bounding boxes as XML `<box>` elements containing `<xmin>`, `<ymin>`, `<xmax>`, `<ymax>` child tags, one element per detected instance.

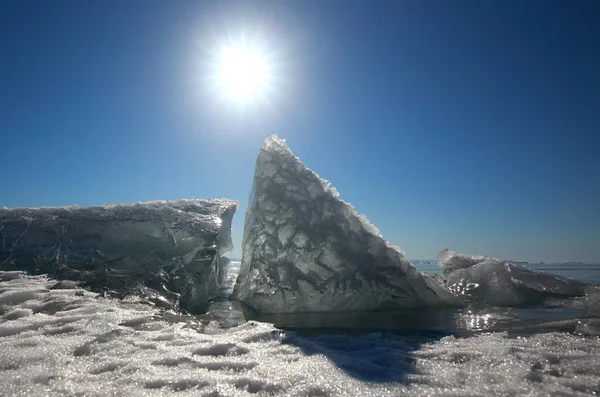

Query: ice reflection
<box><xmin>195</xmin><ymin>299</ymin><xmax>594</xmax><ymax>336</ymax></box>
<box><xmin>217</xmin><ymin>260</ymin><xmax>241</xmax><ymax>298</ymax></box>
<box><xmin>203</xmin><ymin>299</ymin><xmax>248</xmax><ymax>328</ymax></box>
<box><xmin>457</xmin><ymin>310</ymin><xmax>497</xmax><ymax>331</ymax></box>
<box><xmin>448</xmin><ymin>280</ymin><xmax>480</xmax><ymax>297</ymax></box>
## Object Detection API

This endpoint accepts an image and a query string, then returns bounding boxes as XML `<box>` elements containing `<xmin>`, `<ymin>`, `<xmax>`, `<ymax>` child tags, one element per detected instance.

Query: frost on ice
<box><xmin>0</xmin><ymin>199</ymin><xmax>238</xmax><ymax>313</ymax></box>
<box><xmin>232</xmin><ymin>135</ymin><xmax>460</xmax><ymax>313</ymax></box>
<box><xmin>437</xmin><ymin>249</ymin><xmax>587</xmax><ymax>306</ymax></box>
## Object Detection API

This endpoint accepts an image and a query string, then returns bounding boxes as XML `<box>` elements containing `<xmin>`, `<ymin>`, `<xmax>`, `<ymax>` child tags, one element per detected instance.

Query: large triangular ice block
<box><xmin>233</xmin><ymin>135</ymin><xmax>459</xmax><ymax>313</ymax></box>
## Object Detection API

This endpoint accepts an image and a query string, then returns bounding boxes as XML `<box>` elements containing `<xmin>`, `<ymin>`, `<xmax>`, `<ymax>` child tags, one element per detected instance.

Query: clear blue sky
<box><xmin>1</xmin><ymin>0</ymin><xmax>599</xmax><ymax>263</ymax></box>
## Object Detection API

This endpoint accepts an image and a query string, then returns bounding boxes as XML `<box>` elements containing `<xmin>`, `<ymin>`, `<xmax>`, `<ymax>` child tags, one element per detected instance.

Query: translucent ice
<box><xmin>0</xmin><ymin>199</ymin><xmax>238</xmax><ymax>313</ymax></box>
<box><xmin>438</xmin><ymin>249</ymin><xmax>587</xmax><ymax>306</ymax></box>
<box><xmin>232</xmin><ymin>136</ymin><xmax>460</xmax><ymax>313</ymax></box>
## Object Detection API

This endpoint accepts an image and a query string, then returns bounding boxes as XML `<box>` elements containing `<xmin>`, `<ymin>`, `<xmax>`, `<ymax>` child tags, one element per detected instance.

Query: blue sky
<box><xmin>1</xmin><ymin>0</ymin><xmax>599</xmax><ymax>262</ymax></box>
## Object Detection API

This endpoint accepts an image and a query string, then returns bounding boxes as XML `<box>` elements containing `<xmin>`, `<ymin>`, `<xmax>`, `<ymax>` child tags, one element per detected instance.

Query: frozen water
<box><xmin>233</xmin><ymin>136</ymin><xmax>460</xmax><ymax>313</ymax></box>
<box><xmin>2</xmin><ymin>271</ymin><xmax>600</xmax><ymax>396</ymax></box>
<box><xmin>438</xmin><ymin>249</ymin><xmax>588</xmax><ymax>306</ymax></box>
<box><xmin>438</xmin><ymin>248</ymin><xmax>492</xmax><ymax>274</ymax></box>
<box><xmin>0</xmin><ymin>199</ymin><xmax>238</xmax><ymax>313</ymax></box>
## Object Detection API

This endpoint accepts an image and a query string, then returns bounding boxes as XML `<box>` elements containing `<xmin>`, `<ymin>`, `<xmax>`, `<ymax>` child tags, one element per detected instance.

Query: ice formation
<box><xmin>438</xmin><ymin>249</ymin><xmax>587</xmax><ymax>306</ymax></box>
<box><xmin>0</xmin><ymin>199</ymin><xmax>238</xmax><ymax>313</ymax></box>
<box><xmin>232</xmin><ymin>136</ymin><xmax>460</xmax><ymax>313</ymax></box>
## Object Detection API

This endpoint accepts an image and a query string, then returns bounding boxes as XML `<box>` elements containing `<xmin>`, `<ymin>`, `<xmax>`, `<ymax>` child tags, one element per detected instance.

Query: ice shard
<box><xmin>438</xmin><ymin>249</ymin><xmax>587</xmax><ymax>306</ymax></box>
<box><xmin>232</xmin><ymin>135</ymin><xmax>460</xmax><ymax>313</ymax></box>
<box><xmin>0</xmin><ymin>199</ymin><xmax>238</xmax><ymax>313</ymax></box>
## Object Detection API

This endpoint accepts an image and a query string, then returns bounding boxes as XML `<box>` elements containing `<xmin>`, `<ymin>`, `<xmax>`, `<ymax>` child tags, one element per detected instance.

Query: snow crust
<box><xmin>233</xmin><ymin>136</ymin><xmax>459</xmax><ymax>313</ymax></box>
<box><xmin>438</xmin><ymin>249</ymin><xmax>587</xmax><ymax>306</ymax></box>
<box><xmin>2</xmin><ymin>272</ymin><xmax>600</xmax><ymax>396</ymax></box>
<box><xmin>0</xmin><ymin>199</ymin><xmax>238</xmax><ymax>313</ymax></box>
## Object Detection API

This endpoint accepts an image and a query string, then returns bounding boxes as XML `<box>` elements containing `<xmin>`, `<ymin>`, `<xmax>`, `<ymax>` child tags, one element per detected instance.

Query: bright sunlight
<box><xmin>214</xmin><ymin>42</ymin><xmax>273</xmax><ymax>104</ymax></box>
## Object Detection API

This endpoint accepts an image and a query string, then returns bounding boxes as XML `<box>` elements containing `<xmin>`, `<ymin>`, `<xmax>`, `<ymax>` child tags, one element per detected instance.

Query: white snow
<box><xmin>2</xmin><ymin>271</ymin><xmax>600</xmax><ymax>396</ymax></box>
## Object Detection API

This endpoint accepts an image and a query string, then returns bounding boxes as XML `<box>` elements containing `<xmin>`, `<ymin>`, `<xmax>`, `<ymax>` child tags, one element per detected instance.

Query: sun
<box><xmin>214</xmin><ymin>42</ymin><xmax>273</xmax><ymax>104</ymax></box>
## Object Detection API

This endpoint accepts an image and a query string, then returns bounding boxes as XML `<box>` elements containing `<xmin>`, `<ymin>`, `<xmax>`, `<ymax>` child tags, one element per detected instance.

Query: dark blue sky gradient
<box><xmin>1</xmin><ymin>1</ymin><xmax>599</xmax><ymax>262</ymax></box>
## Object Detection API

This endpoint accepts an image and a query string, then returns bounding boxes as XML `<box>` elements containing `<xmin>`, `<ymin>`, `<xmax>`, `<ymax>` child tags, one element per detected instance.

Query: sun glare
<box><xmin>214</xmin><ymin>42</ymin><xmax>272</xmax><ymax>104</ymax></box>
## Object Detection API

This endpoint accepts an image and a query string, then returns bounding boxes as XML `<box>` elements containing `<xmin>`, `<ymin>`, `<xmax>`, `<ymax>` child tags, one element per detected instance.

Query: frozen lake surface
<box><xmin>1</xmin><ymin>263</ymin><xmax>600</xmax><ymax>396</ymax></box>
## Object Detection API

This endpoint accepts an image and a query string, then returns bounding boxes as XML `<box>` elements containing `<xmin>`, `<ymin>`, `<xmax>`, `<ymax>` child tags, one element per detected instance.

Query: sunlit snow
<box><xmin>2</xmin><ymin>271</ymin><xmax>600</xmax><ymax>396</ymax></box>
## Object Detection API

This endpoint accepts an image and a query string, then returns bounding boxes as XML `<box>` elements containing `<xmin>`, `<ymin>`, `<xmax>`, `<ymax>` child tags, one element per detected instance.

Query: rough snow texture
<box><xmin>438</xmin><ymin>249</ymin><xmax>587</xmax><ymax>306</ymax></box>
<box><xmin>2</xmin><ymin>272</ymin><xmax>600</xmax><ymax>397</ymax></box>
<box><xmin>233</xmin><ymin>136</ymin><xmax>459</xmax><ymax>313</ymax></box>
<box><xmin>0</xmin><ymin>199</ymin><xmax>238</xmax><ymax>313</ymax></box>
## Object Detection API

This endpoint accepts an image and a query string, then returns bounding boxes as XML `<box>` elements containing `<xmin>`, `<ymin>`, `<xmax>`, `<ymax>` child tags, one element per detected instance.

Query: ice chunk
<box><xmin>232</xmin><ymin>135</ymin><xmax>460</xmax><ymax>313</ymax></box>
<box><xmin>437</xmin><ymin>248</ymin><xmax>492</xmax><ymax>275</ymax></box>
<box><xmin>0</xmin><ymin>199</ymin><xmax>238</xmax><ymax>313</ymax></box>
<box><xmin>438</xmin><ymin>249</ymin><xmax>587</xmax><ymax>306</ymax></box>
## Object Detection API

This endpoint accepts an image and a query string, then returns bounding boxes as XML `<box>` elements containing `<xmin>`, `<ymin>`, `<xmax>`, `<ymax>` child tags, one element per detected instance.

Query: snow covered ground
<box><xmin>2</xmin><ymin>271</ymin><xmax>600</xmax><ymax>396</ymax></box>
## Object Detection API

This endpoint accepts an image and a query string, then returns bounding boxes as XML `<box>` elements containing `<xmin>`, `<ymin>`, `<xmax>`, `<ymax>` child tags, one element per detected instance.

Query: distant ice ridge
<box><xmin>232</xmin><ymin>135</ymin><xmax>461</xmax><ymax>313</ymax></box>
<box><xmin>0</xmin><ymin>199</ymin><xmax>238</xmax><ymax>313</ymax></box>
<box><xmin>438</xmin><ymin>249</ymin><xmax>587</xmax><ymax>306</ymax></box>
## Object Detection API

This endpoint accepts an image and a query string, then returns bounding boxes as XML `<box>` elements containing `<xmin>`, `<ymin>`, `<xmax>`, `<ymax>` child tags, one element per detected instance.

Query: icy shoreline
<box><xmin>2</xmin><ymin>271</ymin><xmax>600</xmax><ymax>396</ymax></box>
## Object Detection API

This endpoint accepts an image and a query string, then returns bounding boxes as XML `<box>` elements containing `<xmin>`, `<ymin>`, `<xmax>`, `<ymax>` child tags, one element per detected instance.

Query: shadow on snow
<box><xmin>250</xmin><ymin>309</ymin><xmax>457</xmax><ymax>383</ymax></box>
